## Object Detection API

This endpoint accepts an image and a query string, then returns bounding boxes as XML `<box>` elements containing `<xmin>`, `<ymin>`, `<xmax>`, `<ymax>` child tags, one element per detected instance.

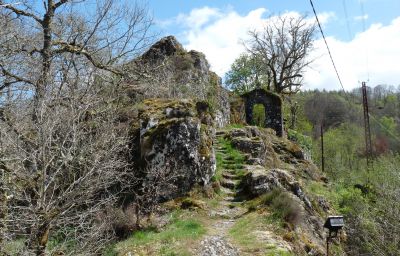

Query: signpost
<box><xmin>324</xmin><ymin>216</ymin><xmax>344</xmax><ymax>256</ymax></box>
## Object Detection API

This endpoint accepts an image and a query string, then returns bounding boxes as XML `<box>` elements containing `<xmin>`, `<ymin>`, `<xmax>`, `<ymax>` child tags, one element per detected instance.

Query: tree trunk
<box><xmin>0</xmin><ymin>160</ymin><xmax>8</xmax><ymax>248</ymax></box>
<box><xmin>290</xmin><ymin>104</ymin><xmax>297</xmax><ymax>129</ymax></box>
<box><xmin>0</xmin><ymin>185</ymin><xmax>6</xmax><ymax>246</ymax></box>
<box><xmin>27</xmin><ymin>221</ymin><xmax>50</xmax><ymax>256</ymax></box>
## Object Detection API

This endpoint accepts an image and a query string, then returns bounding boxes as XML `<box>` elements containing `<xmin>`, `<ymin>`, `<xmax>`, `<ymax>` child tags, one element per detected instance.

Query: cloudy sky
<box><xmin>147</xmin><ymin>0</ymin><xmax>400</xmax><ymax>91</ymax></box>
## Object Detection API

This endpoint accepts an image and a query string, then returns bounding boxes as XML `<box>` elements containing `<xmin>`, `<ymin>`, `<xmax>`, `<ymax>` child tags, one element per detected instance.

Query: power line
<box><xmin>342</xmin><ymin>0</ymin><xmax>353</xmax><ymax>40</ymax></box>
<box><xmin>309</xmin><ymin>0</ymin><xmax>400</xmax><ymax>147</ymax></box>
<box><xmin>309</xmin><ymin>0</ymin><xmax>346</xmax><ymax>92</ymax></box>
<box><xmin>359</xmin><ymin>0</ymin><xmax>370</xmax><ymax>81</ymax></box>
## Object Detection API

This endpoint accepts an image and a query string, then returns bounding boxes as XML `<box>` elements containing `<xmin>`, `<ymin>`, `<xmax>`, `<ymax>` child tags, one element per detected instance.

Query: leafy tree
<box><xmin>225</xmin><ymin>53</ymin><xmax>267</xmax><ymax>94</ymax></box>
<box><xmin>304</xmin><ymin>92</ymin><xmax>349</xmax><ymax>136</ymax></box>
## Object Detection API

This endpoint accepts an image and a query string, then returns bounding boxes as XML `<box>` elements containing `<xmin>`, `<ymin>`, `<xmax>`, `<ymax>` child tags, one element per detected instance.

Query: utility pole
<box><xmin>321</xmin><ymin>123</ymin><xmax>325</xmax><ymax>172</ymax></box>
<box><xmin>362</xmin><ymin>82</ymin><xmax>373</xmax><ymax>181</ymax></box>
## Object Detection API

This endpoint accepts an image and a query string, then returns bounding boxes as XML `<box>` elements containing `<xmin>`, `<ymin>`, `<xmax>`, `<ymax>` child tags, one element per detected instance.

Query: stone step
<box><xmin>229</xmin><ymin>196</ymin><xmax>245</xmax><ymax>203</ymax></box>
<box><xmin>245</xmin><ymin>157</ymin><xmax>263</xmax><ymax>165</ymax></box>
<box><xmin>222</xmin><ymin>169</ymin><xmax>244</xmax><ymax>175</ymax></box>
<box><xmin>216</xmin><ymin>131</ymin><xmax>226</xmax><ymax>136</ymax></box>
<box><xmin>223</xmin><ymin>163</ymin><xmax>244</xmax><ymax>170</ymax></box>
<box><xmin>222</xmin><ymin>159</ymin><xmax>236</xmax><ymax>164</ymax></box>
<box><xmin>220</xmin><ymin>187</ymin><xmax>235</xmax><ymax>196</ymax></box>
<box><xmin>220</xmin><ymin>179</ymin><xmax>237</xmax><ymax>189</ymax></box>
<box><xmin>222</xmin><ymin>172</ymin><xmax>241</xmax><ymax>180</ymax></box>
<box><xmin>224</xmin><ymin>156</ymin><xmax>235</xmax><ymax>161</ymax></box>
<box><xmin>224</xmin><ymin>196</ymin><xmax>235</xmax><ymax>201</ymax></box>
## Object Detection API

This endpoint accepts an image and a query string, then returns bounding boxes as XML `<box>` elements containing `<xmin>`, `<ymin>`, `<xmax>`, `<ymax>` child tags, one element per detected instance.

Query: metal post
<box><xmin>321</xmin><ymin>123</ymin><xmax>325</xmax><ymax>172</ymax></box>
<box><xmin>326</xmin><ymin>235</ymin><xmax>330</xmax><ymax>256</ymax></box>
<box><xmin>362</xmin><ymin>82</ymin><xmax>372</xmax><ymax>181</ymax></box>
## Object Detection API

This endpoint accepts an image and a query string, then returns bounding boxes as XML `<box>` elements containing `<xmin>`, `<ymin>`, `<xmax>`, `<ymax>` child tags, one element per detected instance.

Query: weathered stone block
<box><xmin>136</xmin><ymin>99</ymin><xmax>216</xmax><ymax>199</ymax></box>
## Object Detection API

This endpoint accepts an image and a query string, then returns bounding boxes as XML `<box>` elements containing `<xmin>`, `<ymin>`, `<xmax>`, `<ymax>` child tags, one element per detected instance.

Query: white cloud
<box><xmin>176</xmin><ymin>7</ymin><xmax>222</xmax><ymax>29</ymax></box>
<box><xmin>304</xmin><ymin>17</ymin><xmax>400</xmax><ymax>90</ymax></box>
<box><xmin>168</xmin><ymin>6</ymin><xmax>400</xmax><ymax>90</ymax></box>
<box><xmin>174</xmin><ymin>7</ymin><xmax>269</xmax><ymax>76</ymax></box>
<box><xmin>354</xmin><ymin>14</ymin><xmax>369</xmax><ymax>21</ymax></box>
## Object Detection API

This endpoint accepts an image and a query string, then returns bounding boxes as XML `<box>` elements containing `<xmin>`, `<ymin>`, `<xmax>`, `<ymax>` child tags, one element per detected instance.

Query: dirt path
<box><xmin>194</xmin><ymin>132</ymin><xmax>247</xmax><ymax>255</ymax></box>
<box><xmin>194</xmin><ymin>130</ymin><xmax>292</xmax><ymax>256</ymax></box>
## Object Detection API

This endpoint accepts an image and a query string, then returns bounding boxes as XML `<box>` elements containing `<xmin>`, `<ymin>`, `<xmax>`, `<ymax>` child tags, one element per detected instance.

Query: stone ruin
<box><xmin>241</xmin><ymin>88</ymin><xmax>283</xmax><ymax>137</ymax></box>
<box><xmin>229</xmin><ymin>88</ymin><xmax>283</xmax><ymax>137</ymax></box>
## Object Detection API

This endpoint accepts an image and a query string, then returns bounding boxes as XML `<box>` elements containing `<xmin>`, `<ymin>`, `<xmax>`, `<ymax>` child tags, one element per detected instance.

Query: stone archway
<box><xmin>241</xmin><ymin>89</ymin><xmax>283</xmax><ymax>136</ymax></box>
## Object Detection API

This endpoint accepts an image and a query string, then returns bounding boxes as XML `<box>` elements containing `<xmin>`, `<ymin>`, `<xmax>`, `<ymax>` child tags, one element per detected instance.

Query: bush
<box><xmin>287</xmin><ymin>129</ymin><xmax>312</xmax><ymax>151</ymax></box>
<box><xmin>261</xmin><ymin>188</ymin><xmax>302</xmax><ymax>226</ymax></box>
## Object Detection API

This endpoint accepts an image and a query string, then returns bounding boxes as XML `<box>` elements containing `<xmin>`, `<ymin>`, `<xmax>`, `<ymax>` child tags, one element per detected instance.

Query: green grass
<box><xmin>214</xmin><ymin>137</ymin><xmax>246</xmax><ymax>181</ymax></box>
<box><xmin>225</xmin><ymin>124</ymin><xmax>245</xmax><ymax>129</ymax></box>
<box><xmin>305</xmin><ymin>181</ymin><xmax>369</xmax><ymax>215</ymax></box>
<box><xmin>265</xmin><ymin>248</ymin><xmax>293</xmax><ymax>256</ymax></box>
<box><xmin>228</xmin><ymin>212</ymin><xmax>291</xmax><ymax>254</ymax></box>
<box><xmin>2</xmin><ymin>238</ymin><xmax>25</xmax><ymax>254</ymax></box>
<box><xmin>130</xmin><ymin>219</ymin><xmax>203</xmax><ymax>244</ymax></box>
<box><xmin>229</xmin><ymin>213</ymin><xmax>264</xmax><ymax>248</ymax></box>
<box><xmin>246</xmin><ymin>189</ymin><xmax>302</xmax><ymax>229</ymax></box>
<box><xmin>111</xmin><ymin>212</ymin><xmax>205</xmax><ymax>255</ymax></box>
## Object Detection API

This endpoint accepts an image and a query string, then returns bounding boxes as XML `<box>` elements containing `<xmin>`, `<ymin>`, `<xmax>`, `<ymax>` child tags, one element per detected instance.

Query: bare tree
<box><xmin>130</xmin><ymin>163</ymin><xmax>180</xmax><ymax>228</ymax></box>
<box><xmin>246</xmin><ymin>15</ymin><xmax>315</xmax><ymax>95</ymax></box>
<box><xmin>0</xmin><ymin>0</ymin><xmax>154</xmax><ymax>254</ymax></box>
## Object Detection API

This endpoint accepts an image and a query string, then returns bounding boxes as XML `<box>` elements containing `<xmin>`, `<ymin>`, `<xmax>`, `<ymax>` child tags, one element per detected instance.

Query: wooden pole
<box><xmin>321</xmin><ymin>123</ymin><xmax>325</xmax><ymax>172</ymax></box>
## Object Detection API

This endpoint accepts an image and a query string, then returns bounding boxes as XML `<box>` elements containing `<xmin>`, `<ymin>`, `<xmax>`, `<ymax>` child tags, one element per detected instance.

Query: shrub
<box><xmin>261</xmin><ymin>188</ymin><xmax>302</xmax><ymax>226</ymax></box>
<box><xmin>287</xmin><ymin>129</ymin><xmax>312</xmax><ymax>152</ymax></box>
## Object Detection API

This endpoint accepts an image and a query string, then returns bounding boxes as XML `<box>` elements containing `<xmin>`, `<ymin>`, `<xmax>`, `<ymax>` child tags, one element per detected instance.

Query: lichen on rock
<box><xmin>135</xmin><ymin>98</ymin><xmax>216</xmax><ymax>200</ymax></box>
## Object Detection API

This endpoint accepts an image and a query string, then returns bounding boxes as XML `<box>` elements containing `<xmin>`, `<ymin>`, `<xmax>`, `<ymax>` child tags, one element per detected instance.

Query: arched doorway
<box><xmin>251</xmin><ymin>103</ymin><xmax>266</xmax><ymax>127</ymax></box>
<box><xmin>241</xmin><ymin>89</ymin><xmax>283</xmax><ymax>136</ymax></box>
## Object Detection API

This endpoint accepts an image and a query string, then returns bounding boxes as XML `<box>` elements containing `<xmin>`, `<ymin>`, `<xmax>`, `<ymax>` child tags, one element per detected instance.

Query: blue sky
<box><xmin>147</xmin><ymin>0</ymin><xmax>400</xmax><ymax>90</ymax></box>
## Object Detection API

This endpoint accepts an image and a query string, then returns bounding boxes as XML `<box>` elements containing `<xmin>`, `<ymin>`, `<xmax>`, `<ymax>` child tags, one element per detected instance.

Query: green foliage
<box><xmin>312</xmin><ymin>122</ymin><xmax>364</xmax><ymax>180</ymax></box>
<box><xmin>304</xmin><ymin>91</ymin><xmax>350</xmax><ymax>131</ymax></box>
<box><xmin>259</xmin><ymin>189</ymin><xmax>302</xmax><ymax>226</ymax></box>
<box><xmin>252</xmin><ymin>104</ymin><xmax>266</xmax><ymax>127</ymax></box>
<box><xmin>287</xmin><ymin>129</ymin><xmax>312</xmax><ymax>151</ymax></box>
<box><xmin>289</xmin><ymin>87</ymin><xmax>400</xmax><ymax>255</ymax></box>
<box><xmin>225</xmin><ymin>53</ymin><xmax>268</xmax><ymax>94</ymax></box>
<box><xmin>378</xmin><ymin>116</ymin><xmax>397</xmax><ymax>136</ymax></box>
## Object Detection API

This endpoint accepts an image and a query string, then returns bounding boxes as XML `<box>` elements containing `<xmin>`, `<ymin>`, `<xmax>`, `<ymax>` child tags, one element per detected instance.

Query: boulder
<box><xmin>135</xmin><ymin>99</ymin><xmax>216</xmax><ymax>200</ymax></box>
<box><xmin>242</xmin><ymin>168</ymin><xmax>311</xmax><ymax>208</ymax></box>
<box><xmin>231</xmin><ymin>137</ymin><xmax>265</xmax><ymax>163</ymax></box>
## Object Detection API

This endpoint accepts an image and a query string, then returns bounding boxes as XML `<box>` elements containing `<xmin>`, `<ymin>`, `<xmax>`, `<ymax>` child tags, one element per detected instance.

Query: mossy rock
<box><xmin>180</xmin><ymin>198</ymin><xmax>206</xmax><ymax>210</ymax></box>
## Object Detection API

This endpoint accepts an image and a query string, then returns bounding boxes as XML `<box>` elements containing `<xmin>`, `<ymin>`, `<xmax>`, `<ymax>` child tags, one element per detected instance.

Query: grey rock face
<box><xmin>215</xmin><ymin>86</ymin><xmax>230</xmax><ymax>128</ymax></box>
<box><xmin>196</xmin><ymin>236</ymin><xmax>240</xmax><ymax>256</ymax></box>
<box><xmin>134</xmin><ymin>36</ymin><xmax>231</xmax><ymax>128</ymax></box>
<box><xmin>136</xmin><ymin>99</ymin><xmax>216</xmax><ymax>199</ymax></box>
<box><xmin>242</xmin><ymin>168</ymin><xmax>312</xmax><ymax>209</ymax></box>
<box><xmin>141</xmin><ymin>35</ymin><xmax>183</xmax><ymax>63</ymax></box>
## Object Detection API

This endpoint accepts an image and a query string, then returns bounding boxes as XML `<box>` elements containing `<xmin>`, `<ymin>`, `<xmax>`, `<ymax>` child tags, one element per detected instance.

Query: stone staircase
<box><xmin>215</xmin><ymin>131</ymin><xmax>245</xmax><ymax>203</ymax></box>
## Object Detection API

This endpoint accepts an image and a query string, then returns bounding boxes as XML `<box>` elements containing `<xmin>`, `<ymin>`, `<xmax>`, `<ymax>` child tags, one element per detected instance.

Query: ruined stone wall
<box><xmin>242</xmin><ymin>89</ymin><xmax>283</xmax><ymax>137</ymax></box>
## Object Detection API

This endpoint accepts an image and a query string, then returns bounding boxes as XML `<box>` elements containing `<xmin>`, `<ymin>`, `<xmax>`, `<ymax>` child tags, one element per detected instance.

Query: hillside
<box><xmin>4</xmin><ymin>35</ymin><xmax>400</xmax><ymax>256</ymax></box>
<box><xmin>109</xmin><ymin>124</ymin><xmax>341</xmax><ymax>255</ymax></box>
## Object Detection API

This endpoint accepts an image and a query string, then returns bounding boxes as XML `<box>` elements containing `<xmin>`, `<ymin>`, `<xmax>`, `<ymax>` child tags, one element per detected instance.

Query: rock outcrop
<box><xmin>132</xmin><ymin>99</ymin><xmax>216</xmax><ymax>199</ymax></box>
<box><xmin>126</xmin><ymin>36</ymin><xmax>230</xmax><ymax>128</ymax></box>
